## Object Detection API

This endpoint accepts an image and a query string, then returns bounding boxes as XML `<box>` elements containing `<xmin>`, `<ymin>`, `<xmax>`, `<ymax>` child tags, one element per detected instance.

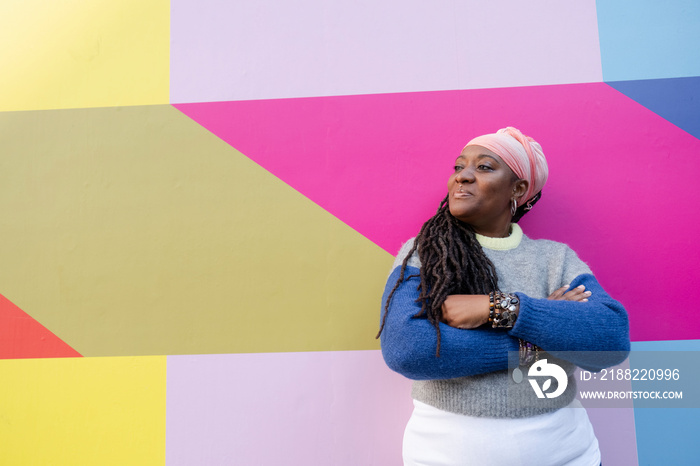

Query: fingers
<box><xmin>562</xmin><ymin>285</ymin><xmax>592</xmax><ymax>302</ymax></box>
<box><xmin>548</xmin><ymin>284</ymin><xmax>592</xmax><ymax>302</ymax></box>
<box><xmin>547</xmin><ymin>285</ymin><xmax>568</xmax><ymax>300</ymax></box>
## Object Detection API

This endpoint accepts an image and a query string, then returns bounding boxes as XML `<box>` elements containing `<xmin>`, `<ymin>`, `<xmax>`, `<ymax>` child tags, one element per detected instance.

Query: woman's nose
<box><xmin>456</xmin><ymin>167</ymin><xmax>474</xmax><ymax>183</ymax></box>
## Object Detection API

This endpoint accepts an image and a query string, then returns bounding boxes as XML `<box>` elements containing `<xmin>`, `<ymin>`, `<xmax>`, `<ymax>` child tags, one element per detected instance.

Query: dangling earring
<box><xmin>511</xmin><ymin>198</ymin><xmax>517</xmax><ymax>217</ymax></box>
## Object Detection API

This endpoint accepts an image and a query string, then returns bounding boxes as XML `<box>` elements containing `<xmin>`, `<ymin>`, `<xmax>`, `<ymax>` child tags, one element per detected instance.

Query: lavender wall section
<box><xmin>166</xmin><ymin>351</ymin><xmax>411</xmax><ymax>465</ymax></box>
<box><xmin>170</xmin><ymin>0</ymin><xmax>602</xmax><ymax>103</ymax></box>
<box><xmin>165</xmin><ymin>351</ymin><xmax>644</xmax><ymax>465</ymax></box>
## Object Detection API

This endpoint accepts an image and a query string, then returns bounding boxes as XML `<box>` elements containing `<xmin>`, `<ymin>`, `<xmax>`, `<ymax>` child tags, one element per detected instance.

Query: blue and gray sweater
<box><xmin>380</xmin><ymin>224</ymin><xmax>630</xmax><ymax>418</ymax></box>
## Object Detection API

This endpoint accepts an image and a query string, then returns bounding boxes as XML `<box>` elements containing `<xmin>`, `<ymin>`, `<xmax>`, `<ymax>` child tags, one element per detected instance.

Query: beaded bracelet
<box><xmin>519</xmin><ymin>339</ymin><xmax>541</xmax><ymax>366</ymax></box>
<box><xmin>489</xmin><ymin>291</ymin><xmax>519</xmax><ymax>328</ymax></box>
<box><xmin>488</xmin><ymin>292</ymin><xmax>496</xmax><ymax>324</ymax></box>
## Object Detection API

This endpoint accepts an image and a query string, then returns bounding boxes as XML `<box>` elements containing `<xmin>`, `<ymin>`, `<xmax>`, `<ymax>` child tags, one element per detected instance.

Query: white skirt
<box><xmin>403</xmin><ymin>399</ymin><xmax>600</xmax><ymax>466</ymax></box>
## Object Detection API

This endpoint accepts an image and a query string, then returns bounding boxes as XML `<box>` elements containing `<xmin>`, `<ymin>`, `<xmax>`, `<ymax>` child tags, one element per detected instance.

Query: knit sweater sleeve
<box><xmin>379</xmin><ymin>260</ymin><xmax>519</xmax><ymax>381</ymax></box>
<box><xmin>508</xmin><ymin>246</ymin><xmax>630</xmax><ymax>371</ymax></box>
<box><xmin>379</xmin><ymin>240</ymin><xmax>629</xmax><ymax>379</ymax></box>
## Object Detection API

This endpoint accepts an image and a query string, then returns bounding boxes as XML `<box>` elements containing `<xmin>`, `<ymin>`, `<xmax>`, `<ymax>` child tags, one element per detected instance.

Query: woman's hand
<box><xmin>548</xmin><ymin>284</ymin><xmax>591</xmax><ymax>302</ymax></box>
<box><xmin>441</xmin><ymin>295</ymin><xmax>490</xmax><ymax>329</ymax></box>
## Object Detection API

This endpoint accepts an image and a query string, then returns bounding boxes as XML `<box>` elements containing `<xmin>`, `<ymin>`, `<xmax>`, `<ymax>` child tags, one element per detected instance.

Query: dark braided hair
<box><xmin>376</xmin><ymin>191</ymin><xmax>542</xmax><ymax>356</ymax></box>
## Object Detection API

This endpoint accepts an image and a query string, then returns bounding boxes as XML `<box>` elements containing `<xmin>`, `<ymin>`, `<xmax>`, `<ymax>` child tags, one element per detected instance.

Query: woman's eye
<box><xmin>454</xmin><ymin>165</ymin><xmax>464</xmax><ymax>172</ymax></box>
<box><xmin>478</xmin><ymin>165</ymin><xmax>493</xmax><ymax>171</ymax></box>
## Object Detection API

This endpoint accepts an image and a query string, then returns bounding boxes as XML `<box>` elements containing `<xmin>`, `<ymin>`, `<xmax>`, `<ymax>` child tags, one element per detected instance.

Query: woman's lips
<box><xmin>453</xmin><ymin>191</ymin><xmax>473</xmax><ymax>198</ymax></box>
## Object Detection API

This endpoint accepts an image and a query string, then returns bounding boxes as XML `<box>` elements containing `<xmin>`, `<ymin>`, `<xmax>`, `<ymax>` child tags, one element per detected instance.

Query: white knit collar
<box><xmin>475</xmin><ymin>223</ymin><xmax>523</xmax><ymax>250</ymax></box>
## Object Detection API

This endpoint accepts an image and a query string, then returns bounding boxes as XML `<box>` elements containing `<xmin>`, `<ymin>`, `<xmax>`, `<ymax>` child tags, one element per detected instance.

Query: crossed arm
<box><xmin>441</xmin><ymin>283</ymin><xmax>592</xmax><ymax>329</ymax></box>
<box><xmin>379</xmin><ymin>266</ymin><xmax>630</xmax><ymax>381</ymax></box>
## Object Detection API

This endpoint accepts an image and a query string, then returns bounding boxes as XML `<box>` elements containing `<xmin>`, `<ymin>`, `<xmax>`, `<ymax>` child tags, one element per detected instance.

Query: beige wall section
<box><xmin>0</xmin><ymin>105</ymin><xmax>393</xmax><ymax>356</ymax></box>
<box><xmin>0</xmin><ymin>0</ymin><xmax>169</xmax><ymax>112</ymax></box>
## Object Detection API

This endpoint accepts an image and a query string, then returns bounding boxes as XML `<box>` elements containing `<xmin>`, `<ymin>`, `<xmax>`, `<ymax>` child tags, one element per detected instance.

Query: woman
<box><xmin>377</xmin><ymin>127</ymin><xmax>630</xmax><ymax>465</ymax></box>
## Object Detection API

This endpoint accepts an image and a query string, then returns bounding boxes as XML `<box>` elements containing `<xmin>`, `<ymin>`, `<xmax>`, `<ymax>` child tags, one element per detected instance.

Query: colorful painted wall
<box><xmin>1</xmin><ymin>1</ymin><xmax>698</xmax><ymax>464</ymax></box>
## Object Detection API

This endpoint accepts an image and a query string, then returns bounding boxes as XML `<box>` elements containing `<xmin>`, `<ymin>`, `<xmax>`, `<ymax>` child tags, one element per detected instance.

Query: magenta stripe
<box><xmin>175</xmin><ymin>84</ymin><xmax>700</xmax><ymax>342</ymax></box>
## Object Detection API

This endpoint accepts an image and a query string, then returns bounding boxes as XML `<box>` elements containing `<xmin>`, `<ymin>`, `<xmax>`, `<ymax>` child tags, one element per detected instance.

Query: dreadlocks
<box><xmin>377</xmin><ymin>195</ymin><xmax>500</xmax><ymax>356</ymax></box>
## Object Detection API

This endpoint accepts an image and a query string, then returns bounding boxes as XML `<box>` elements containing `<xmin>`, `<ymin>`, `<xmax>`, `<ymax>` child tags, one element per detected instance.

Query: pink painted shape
<box><xmin>165</xmin><ymin>351</ymin><xmax>412</xmax><ymax>465</ymax></box>
<box><xmin>175</xmin><ymin>83</ymin><xmax>700</xmax><ymax>343</ymax></box>
<box><xmin>170</xmin><ymin>0</ymin><xmax>601</xmax><ymax>103</ymax></box>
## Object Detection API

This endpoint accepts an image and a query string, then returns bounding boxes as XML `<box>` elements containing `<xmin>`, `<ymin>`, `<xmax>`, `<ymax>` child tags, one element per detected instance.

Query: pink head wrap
<box><xmin>464</xmin><ymin>127</ymin><xmax>548</xmax><ymax>207</ymax></box>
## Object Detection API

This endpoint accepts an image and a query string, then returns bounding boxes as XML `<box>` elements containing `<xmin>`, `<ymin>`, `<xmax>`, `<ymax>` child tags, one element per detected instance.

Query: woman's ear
<box><xmin>514</xmin><ymin>179</ymin><xmax>529</xmax><ymax>200</ymax></box>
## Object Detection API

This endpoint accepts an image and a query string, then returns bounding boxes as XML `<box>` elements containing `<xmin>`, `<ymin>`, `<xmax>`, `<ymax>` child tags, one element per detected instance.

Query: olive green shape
<box><xmin>0</xmin><ymin>105</ymin><xmax>392</xmax><ymax>356</ymax></box>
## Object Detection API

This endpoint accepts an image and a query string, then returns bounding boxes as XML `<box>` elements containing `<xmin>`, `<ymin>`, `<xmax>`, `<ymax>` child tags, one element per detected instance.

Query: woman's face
<box><xmin>447</xmin><ymin>145</ymin><xmax>527</xmax><ymax>236</ymax></box>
